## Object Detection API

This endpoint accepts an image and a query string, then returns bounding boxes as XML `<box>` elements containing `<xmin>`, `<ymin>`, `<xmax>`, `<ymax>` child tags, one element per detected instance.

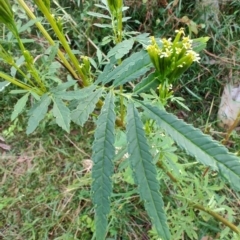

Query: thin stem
<box><xmin>12</xmin><ymin>31</ymin><xmax>46</xmax><ymax>91</ymax></box>
<box><xmin>116</xmin><ymin>9</ymin><xmax>122</xmax><ymax>43</ymax></box>
<box><xmin>33</xmin><ymin>0</ymin><xmax>89</xmax><ymax>86</ymax></box>
<box><xmin>223</xmin><ymin>112</ymin><xmax>240</xmax><ymax>145</ymax></box>
<box><xmin>157</xmin><ymin>161</ymin><xmax>178</xmax><ymax>183</ymax></box>
<box><xmin>0</xmin><ymin>71</ymin><xmax>42</xmax><ymax>95</ymax></box>
<box><xmin>17</xmin><ymin>0</ymin><xmax>80</xmax><ymax>83</ymax></box>
<box><xmin>191</xmin><ymin>203</ymin><xmax>240</xmax><ymax>234</ymax></box>
<box><xmin>157</xmin><ymin>161</ymin><xmax>240</xmax><ymax>234</ymax></box>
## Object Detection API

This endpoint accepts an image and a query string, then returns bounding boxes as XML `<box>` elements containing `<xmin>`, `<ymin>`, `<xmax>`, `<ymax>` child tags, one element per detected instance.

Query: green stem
<box><xmin>11</xmin><ymin>62</ymin><xmax>36</xmax><ymax>87</ymax></box>
<box><xmin>223</xmin><ymin>112</ymin><xmax>240</xmax><ymax>145</ymax></box>
<box><xmin>192</xmin><ymin>202</ymin><xmax>240</xmax><ymax>234</ymax></box>
<box><xmin>116</xmin><ymin>10</ymin><xmax>122</xmax><ymax>43</ymax></box>
<box><xmin>157</xmin><ymin>160</ymin><xmax>240</xmax><ymax>234</ymax></box>
<box><xmin>12</xmin><ymin>31</ymin><xmax>46</xmax><ymax>91</ymax></box>
<box><xmin>33</xmin><ymin>0</ymin><xmax>89</xmax><ymax>86</ymax></box>
<box><xmin>17</xmin><ymin>0</ymin><xmax>81</xmax><ymax>84</ymax></box>
<box><xmin>0</xmin><ymin>71</ymin><xmax>42</xmax><ymax>95</ymax></box>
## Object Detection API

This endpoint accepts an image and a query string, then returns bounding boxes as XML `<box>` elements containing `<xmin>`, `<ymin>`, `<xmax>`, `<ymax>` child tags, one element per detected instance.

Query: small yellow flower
<box><xmin>186</xmin><ymin>50</ymin><xmax>200</xmax><ymax>62</ymax></box>
<box><xmin>146</xmin><ymin>28</ymin><xmax>201</xmax><ymax>84</ymax></box>
<box><xmin>175</xmin><ymin>28</ymin><xmax>185</xmax><ymax>35</ymax></box>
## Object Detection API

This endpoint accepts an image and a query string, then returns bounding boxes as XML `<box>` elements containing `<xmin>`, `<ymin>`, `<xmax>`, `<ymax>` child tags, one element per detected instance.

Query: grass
<box><xmin>1</xmin><ymin>0</ymin><xmax>240</xmax><ymax>239</ymax></box>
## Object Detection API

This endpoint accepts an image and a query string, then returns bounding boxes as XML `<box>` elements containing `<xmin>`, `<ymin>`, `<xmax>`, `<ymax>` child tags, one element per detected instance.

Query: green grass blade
<box><xmin>26</xmin><ymin>94</ymin><xmax>51</xmax><ymax>134</ymax></box>
<box><xmin>71</xmin><ymin>88</ymin><xmax>102</xmax><ymax>126</ymax></box>
<box><xmin>52</xmin><ymin>97</ymin><xmax>71</xmax><ymax>133</ymax></box>
<box><xmin>92</xmin><ymin>92</ymin><xmax>116</xmax><ymax>240</ymax></box>
<box><xmin>126</xmin><ymin>102</ymin><xmax>171</xmax><ymax>240</ymax></box>
<box><xmin>139</xmin><ymin>102</ymin><xmax>240</xmax><ymax>191</ymax></box>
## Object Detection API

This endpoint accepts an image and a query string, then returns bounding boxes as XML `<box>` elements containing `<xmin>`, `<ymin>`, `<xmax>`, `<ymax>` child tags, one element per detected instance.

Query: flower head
<box><xmin>146</xmin><ymin>28</ymin><xmax>201</xmax><ymax>83</ymax></box>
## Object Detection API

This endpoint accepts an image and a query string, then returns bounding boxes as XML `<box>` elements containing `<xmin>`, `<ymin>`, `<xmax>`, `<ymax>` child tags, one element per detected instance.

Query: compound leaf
<box><xmin>52</xmin><ymin>97</ymin><xmax>70</xmax><ymax>132</ymax></box>
<box><xmin>126</xmin><ymin>102</ymin><xmax>171</xmax><ymax>240</ymax></box>
<box><xmin>92</xmin><ymin>92</ymin><xmax>116</xmax><ymax>240</ymax></box>
<box><xmin>139</xmin><ymin>102</ymin><xmax>240</xmax><ymax>191</ymax></box>
<box><xmin>26</xmin><ymin>94</ymin><xmax>51</xmax><ymax>134</ymax></box>
<box><xmin>71</xmin><ymin>88</ymin><xmax>103</xmax><ymax>126</ymax></box>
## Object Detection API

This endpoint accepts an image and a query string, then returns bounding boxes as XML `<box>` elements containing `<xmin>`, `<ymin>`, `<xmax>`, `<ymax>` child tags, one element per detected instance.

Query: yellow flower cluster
<box><xmin>146</xmin><ymin>28</ymin><xmax>200</xmax><ymax>83</ymax></box>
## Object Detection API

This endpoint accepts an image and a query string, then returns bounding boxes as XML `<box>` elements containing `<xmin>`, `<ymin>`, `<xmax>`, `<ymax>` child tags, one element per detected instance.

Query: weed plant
<box><xmin>0</xmin><ymin>0</ymin><xmax>240</xmax><ymax>240</ymax></box>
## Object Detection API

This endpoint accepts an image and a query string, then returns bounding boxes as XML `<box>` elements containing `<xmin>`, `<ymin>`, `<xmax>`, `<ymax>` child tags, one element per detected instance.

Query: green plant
<box><xmin>1</xmin><ymin>0</ymin><xmax>240</xmax><ymax>239</ymax></box>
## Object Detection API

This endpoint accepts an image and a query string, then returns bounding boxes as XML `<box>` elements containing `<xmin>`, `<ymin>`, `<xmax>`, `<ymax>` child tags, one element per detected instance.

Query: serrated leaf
<box><xmin>52</xmin><ymin>98</ymin><xmax>70</xmax><ymax>132</ymax></box>
<box><xmin>11</xmin><ymin>93</ymin><xmax>29</xmax><ymax>121</ymax></box>
<box><xmin>71</xmin><ymin>88</ymin><xmax>103</xmax><ymax>126</ymax></box>
<box><xmin>107</xmin><ymin>39</ymin><xmax>134</xmax><ymax>60</ymax></box>
<box><xmin>112</xmin><ymin>50</ymin><xmax>152</xmax><ymax>87</ymax></box>
<box><xmin>135</xmin><ymin>33</ymin><xmax>151</xmax><ymax>47</ymax></box>
<box><xmin>97</xmin><ymin>50</ymin><xmax>151</xmax><ymax>86</ymax></box>
<box><xmin>126</xmin><ymin>103</ymin><xmax>171</xmax><ymax>240</ymax></box>
<box><xmin>53</xmin><ymin>85</ymin><xmax>96</xmax><ymax>100</ymax></box>
<box><xmin>95</xmin><ymin>57</ymin><xmax>117</xmax><ymax>84</ymax></box>
<box><xmin>26</xmin><ymin>94</ymin><xmax>51</xmax><ymax>134</ymax></box>
<box><xmin>51</xmin><ymin>80</ymin><xmax>77</xmax><ymax>93</ymax></box>
<box><xmin>134</xmin><ymin>71</ymin><xmax>159</xmax><ymax>94</ymax></box>
<box><xmin>92</xmin><ymin>92</ymin><xmax>116</xmax><ymax>240</ymax></box>
<box><xmin>139</xmin><ymin>102</ymin><xmax>240</xmax><ymax>191</ymax></box>
<box><xmin>87</xmin><ymin>11</ymin><xmax>111</xmax><ymax>19</ymax></box>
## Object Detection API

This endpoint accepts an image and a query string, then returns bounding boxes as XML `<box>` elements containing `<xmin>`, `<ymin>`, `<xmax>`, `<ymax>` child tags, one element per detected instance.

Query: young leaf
<box><xmin>71</xmin><ymin>88</ymin><xmax>103</xmax><ymax>126</ymax></box>
<box><xmin>139</xmin><ymin>102</ymin><xmax>240</xmax><ymax>191</ymax></box>
<box><xmin>11</xmin><ymin>92</ymin><xmax>30</xmax><ymax>121</ymax></box>
<box><xmin>52</xmin><ymin>97</ymin><xmax>70</xmax><ymax>132</ymax></box>
<box><xmin>107</xmin><ymin>39</ymin><xmax>134</xmax><ymax>60</ymax></box>
<box><xmin>26</xmin><ymin>94</ymin><xmax>51</xmax><ymax>134</ymax></box>
<box><xmin>134</xmin><ymin>71</ymin><xmax>159</xmax><ymax>94</ymax></box>
<box><xmin>92</xmin><ymin>92</ymin><xmax>116</xmax><ymax>240</ymax></box>
<box><xmin>126</xmin><ymin>102</ymin><xmax>171</xmax><ymax>240</ymax></box>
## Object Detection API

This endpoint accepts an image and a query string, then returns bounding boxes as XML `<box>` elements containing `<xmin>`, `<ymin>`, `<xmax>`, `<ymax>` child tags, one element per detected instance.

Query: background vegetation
<box><xmin>1</xmin><ymin>0</ymin><xmax>240</xmax><ymax>239</ymax></box>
